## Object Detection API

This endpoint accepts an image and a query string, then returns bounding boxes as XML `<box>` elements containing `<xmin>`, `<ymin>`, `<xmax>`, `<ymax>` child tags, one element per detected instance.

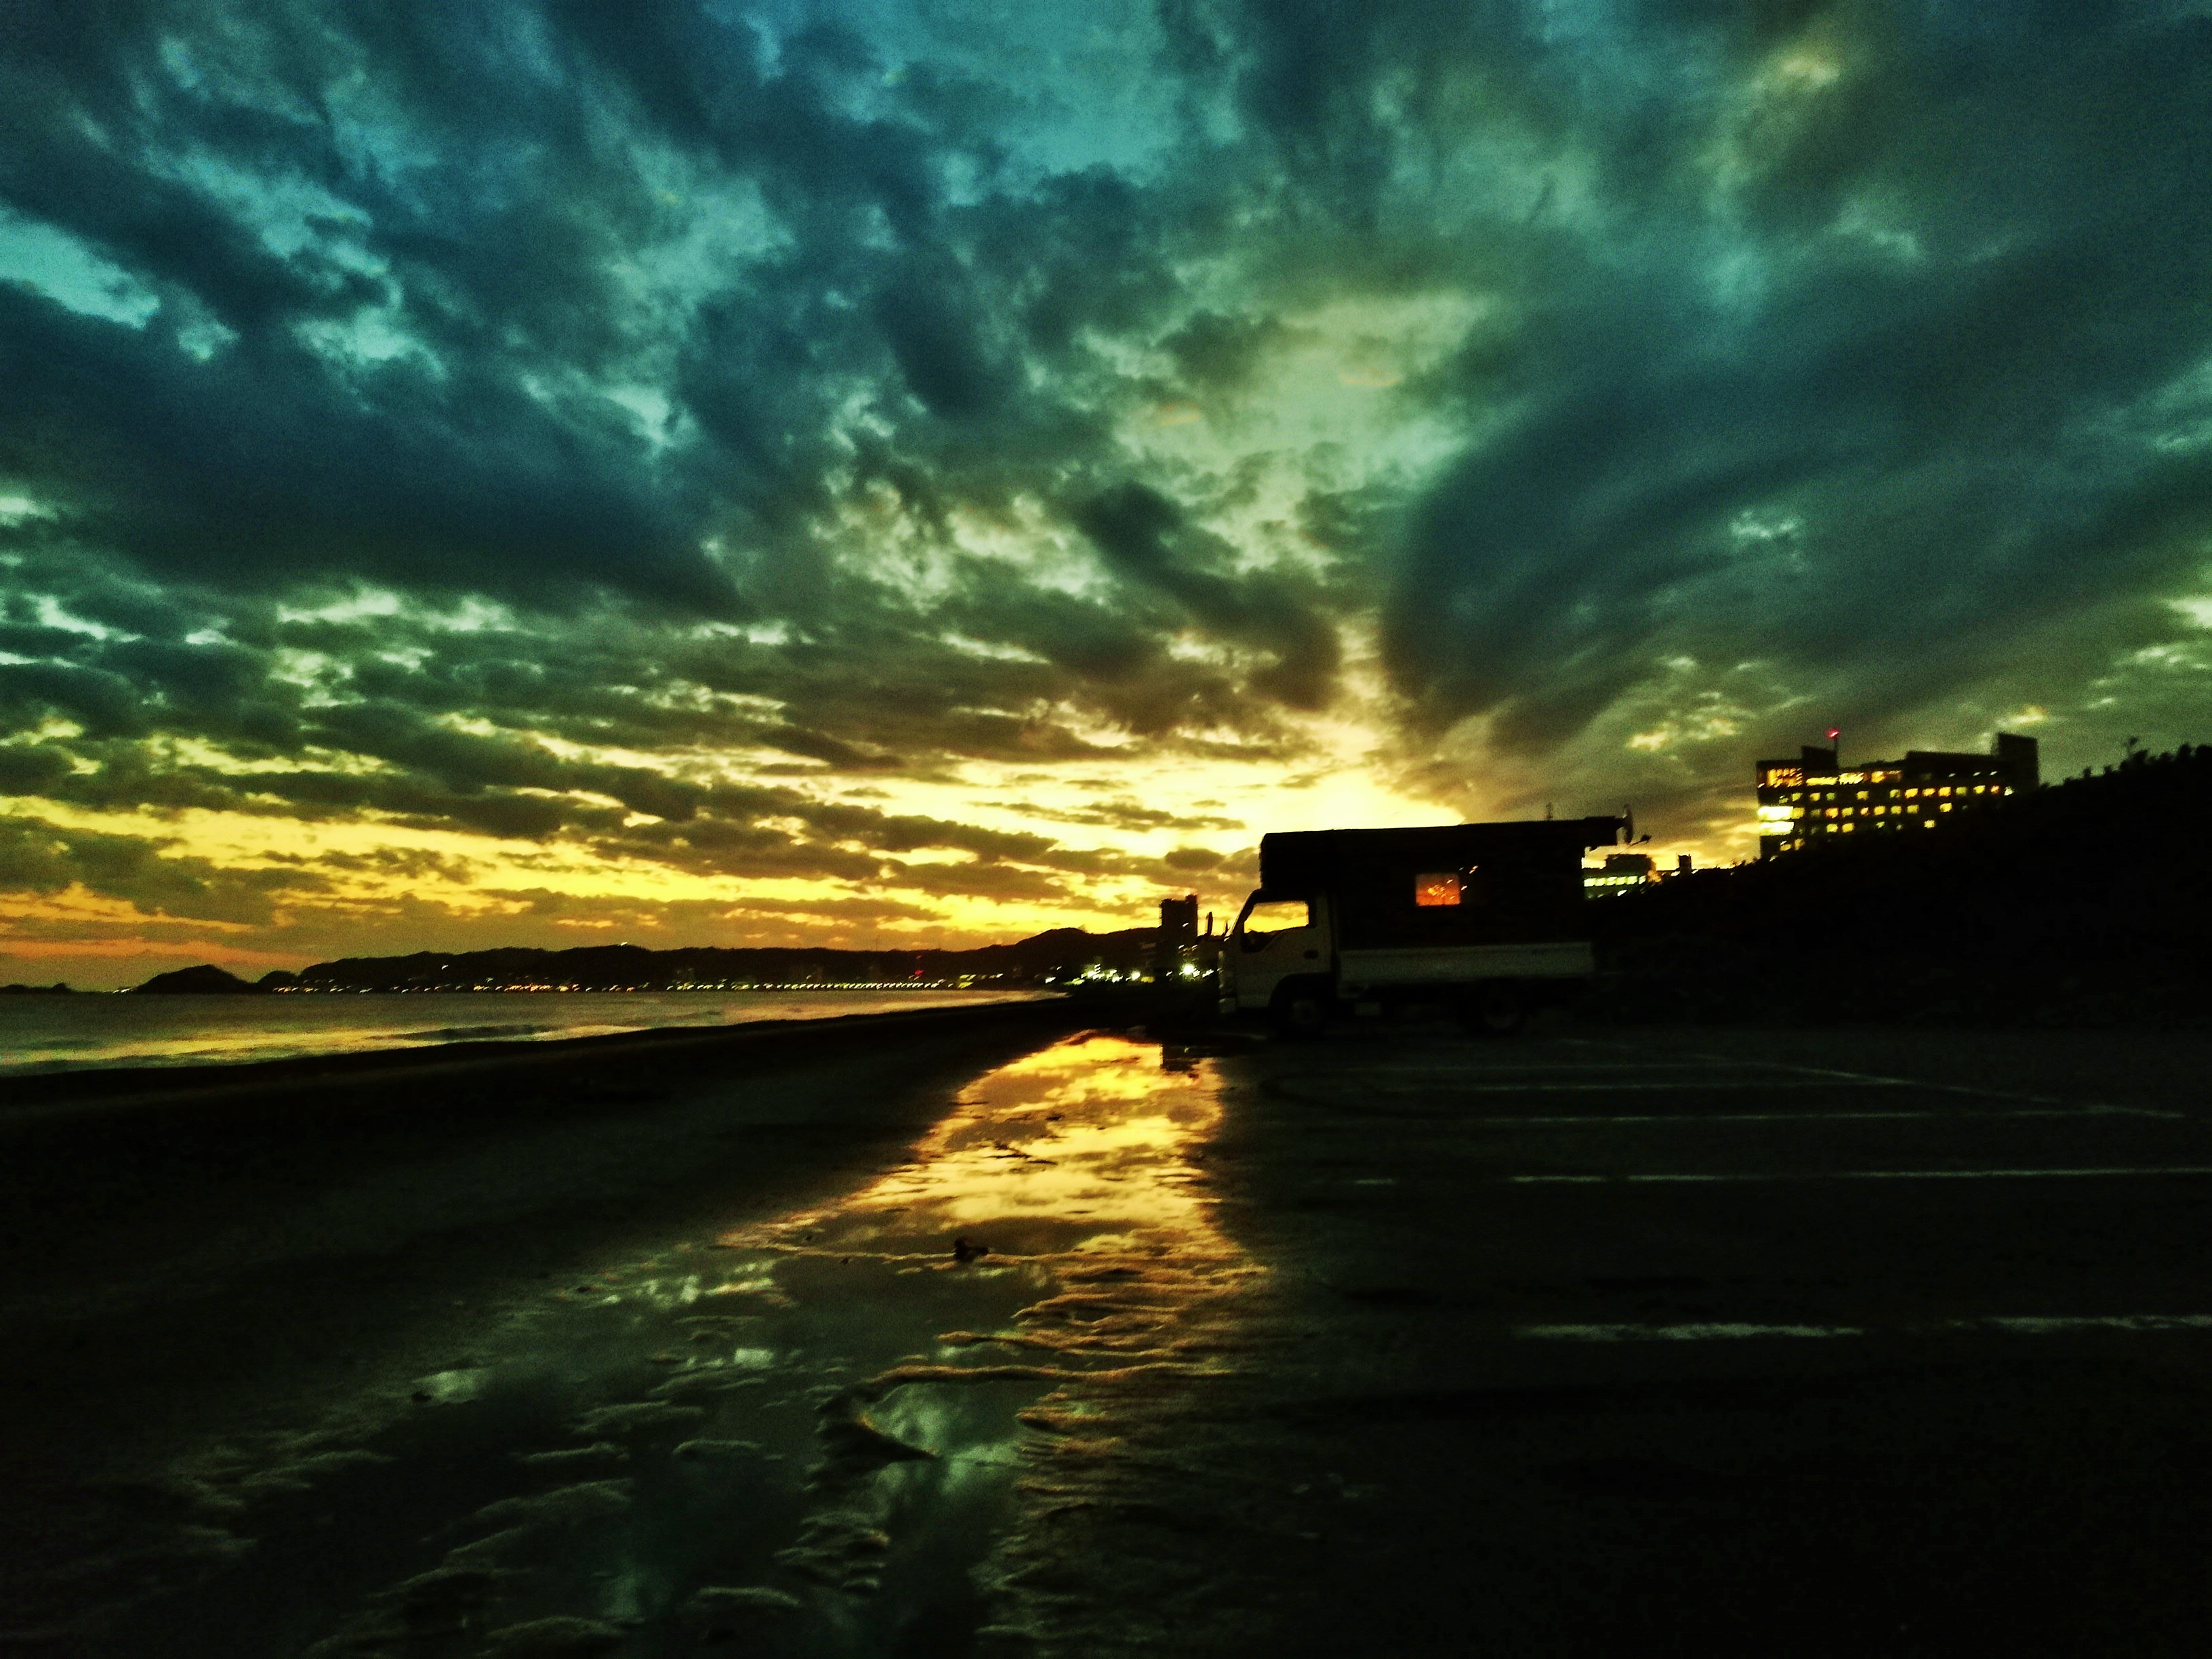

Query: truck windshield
<box><xmin>1239</xmin><ymin>898</ymin><xmax>1310</xmax><ymax>945</ymax></box>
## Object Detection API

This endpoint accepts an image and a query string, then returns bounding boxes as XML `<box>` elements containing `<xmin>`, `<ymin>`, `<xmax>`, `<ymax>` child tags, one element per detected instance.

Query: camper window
<box><xmin>1414</xmin><ymin>871</ymin><xmax>1463</xmax><ymax>907</ymax></box>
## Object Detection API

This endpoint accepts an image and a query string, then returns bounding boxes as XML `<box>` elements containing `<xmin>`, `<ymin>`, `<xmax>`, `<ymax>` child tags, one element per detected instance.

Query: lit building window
<box><xmin>1756</xmin><ymin>735</ymin><xmax>2034</xmax><ymax>859</ymax></box>
<box><xmin>1414</xmin><ymin>872</ymin><xmax>1462</xmax><ymax>907</ymax></box>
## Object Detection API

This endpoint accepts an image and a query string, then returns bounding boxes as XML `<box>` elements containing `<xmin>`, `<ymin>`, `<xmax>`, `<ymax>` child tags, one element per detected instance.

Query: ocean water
<box><xmin>0</xmin><ymin>987</ymin><xmax>1052</xmax><ymax>1078</ymax></box>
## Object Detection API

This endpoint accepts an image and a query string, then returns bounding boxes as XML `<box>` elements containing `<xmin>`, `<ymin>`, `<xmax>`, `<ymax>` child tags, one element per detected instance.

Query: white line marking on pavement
<box><xmin>1511</xmin><ymin>1166</ymin><xmax>2212</xmax><ymax>1184</ymax></box>
<box><xmin>1969</xmin><ymin>1315</ymin><xmax>2212</xmax><ymax>1334</ymax></box>
<box><xmin>1335</xmin><ymin>1063</ymin><xmax>1775</xmax><ymax>1078</ymax></box>
<box><xmin>1325</xmin><ymin>1050</ymin><xmax>2181</xmax><ymax>1116</ymax></box>
<box><xmin>1657</xmin><ymin>1050</ymin><xmax>2183</xmax><ymax>1119</ymax></box>
<box><xmin>1515</xmin><ymin>1322</ymin><xmax>1865</xmax><ymax>1340</ymax></box>
<box><xmin>1465</xmin><ymin>1108</ymin><xmax>2128</xmax><ymax>1125</ymax></box>
<box><xmin>1513</xmin><ymin>1314</ymin><xmax>2212</xmax><ymax>1342</ymax></box>
<box><xmin>1376</xmin><ymin>1078</ymin><xmax>1904</xmax><ymax>1094</ymax></box>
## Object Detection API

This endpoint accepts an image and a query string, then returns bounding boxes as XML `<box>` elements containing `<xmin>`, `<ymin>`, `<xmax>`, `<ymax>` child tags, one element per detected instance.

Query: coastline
<box><xmin>0</xmin><ymin>991</ymin><xmax>1090</xmax><ymax>1119</ymax></box>
<box><xmin>0</xmin><ymin>994</ymin><xmax>1110</xmax><ymax>1650</ymax></box>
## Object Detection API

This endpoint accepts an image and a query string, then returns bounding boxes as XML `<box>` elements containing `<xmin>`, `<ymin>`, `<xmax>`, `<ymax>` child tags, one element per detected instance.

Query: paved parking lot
<box><xmin>14</xmin><ymin>1016</ymin><xmax>2207</xmax><ymax>1656</ymax></box>
<box><xmin>1181</xmin><ymin>1025</ymin><xmax>2212</xmax><ymax>1656</ymax></box>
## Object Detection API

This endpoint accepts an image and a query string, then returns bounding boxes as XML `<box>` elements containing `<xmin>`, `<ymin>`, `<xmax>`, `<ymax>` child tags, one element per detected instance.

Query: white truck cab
<box><xmin>1218</xmin><ymin>817</ymin><xmax>1628</xmax><ymax>1034</ymax></box>
<box><xmin>1224</xmin><ymin>890</ymin><xmax>1331</xmax><ymax>1020</ymax></box>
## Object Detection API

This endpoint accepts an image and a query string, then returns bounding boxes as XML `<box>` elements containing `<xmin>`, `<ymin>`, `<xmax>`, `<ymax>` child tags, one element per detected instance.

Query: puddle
<box><xmin>85</xmin><ymin>1033</ymin><xmax>1252</xmax><ymax>1658</ymax></box>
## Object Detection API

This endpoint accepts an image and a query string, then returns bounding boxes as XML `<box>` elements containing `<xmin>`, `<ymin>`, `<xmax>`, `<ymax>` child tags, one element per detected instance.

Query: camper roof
<box><xmin>1258</xmin><ymin>817</ymin><xmax>1626</xmax><ymax>889</ymax></box>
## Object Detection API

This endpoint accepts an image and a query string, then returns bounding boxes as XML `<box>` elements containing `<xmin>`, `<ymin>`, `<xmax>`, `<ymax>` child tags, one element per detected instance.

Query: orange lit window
<box><xmin>1414</xmin><ymin>872</ymin><xmax>1463</xmax><ymax>907</ymax></box>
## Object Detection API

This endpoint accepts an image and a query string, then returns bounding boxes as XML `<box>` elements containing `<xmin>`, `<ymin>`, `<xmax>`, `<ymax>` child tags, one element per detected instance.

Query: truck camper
<box><xmin>1218</xmin><ymin>816</ymin><xmax>1629</xmax><ymax>1035</ymax></box>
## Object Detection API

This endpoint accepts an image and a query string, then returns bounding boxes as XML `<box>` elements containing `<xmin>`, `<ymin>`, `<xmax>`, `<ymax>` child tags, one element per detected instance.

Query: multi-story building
<box><xmin>1582</xmin><ymin>853</ymin><xmax>1656</xmax><ymax>895</ymax></box>
<box><xmin>1755</xmin><ymin>733</ymin><xmax>2039</xmax><ymax>859</ymax></box>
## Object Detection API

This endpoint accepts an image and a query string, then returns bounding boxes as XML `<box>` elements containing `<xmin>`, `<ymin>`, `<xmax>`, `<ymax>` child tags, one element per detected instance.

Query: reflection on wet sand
<box><xmin>716</xmin><ymin>1034</ymin><xmax>1263</xmax><ymax>1650</ymax></box>
<box><xmin>747</xmin><ymin>1031</ymin><xmax>1242</xmax><ymax>1306</ymax></box>
<box><xmin>115</xmin><ymin>1033</ymin><xmax>1252</xmax><ymax>1659</ymax></box>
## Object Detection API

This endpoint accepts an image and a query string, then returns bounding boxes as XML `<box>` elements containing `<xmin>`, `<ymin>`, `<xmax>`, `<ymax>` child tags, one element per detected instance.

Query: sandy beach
<box><xmin>0</xmin><ymin>999</ymin><xmax>1091</xmax><ymax>1653</ymax></box>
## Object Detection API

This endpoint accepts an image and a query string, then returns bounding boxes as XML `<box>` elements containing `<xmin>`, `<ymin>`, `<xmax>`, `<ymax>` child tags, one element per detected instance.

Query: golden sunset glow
<box><xmin>6</xmin><ymin>5</ymin><xmax>2209</xmax><ymax>986</ymax></box>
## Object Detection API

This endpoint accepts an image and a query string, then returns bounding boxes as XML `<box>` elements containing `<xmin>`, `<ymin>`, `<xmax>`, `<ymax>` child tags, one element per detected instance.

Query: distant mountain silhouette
<box><xmin>132</xmin><ymin>964</ymin><xmax>264</xmax><ymax>995</ymax></box>
<box><xmin>130</xmin><ymin>927</ymin><xmax>1158</xmax><ymax>997</ymax></box>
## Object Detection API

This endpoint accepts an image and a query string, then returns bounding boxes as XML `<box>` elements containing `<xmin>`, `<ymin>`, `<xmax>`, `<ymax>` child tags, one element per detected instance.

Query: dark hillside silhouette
<box><xmin>132</xmin><ymin>927</ymin><xmax>1158</xmax><ymax>996</ymax></box>
<box><xmin>1593</xmin><ymin>743</ymin><xmax>2212</xmax><ymax>1026</ymax></box>
<box><xmin>132</xmin><ymin>964</ymin><xmax>263</xmax><ymax>995</ymax></box>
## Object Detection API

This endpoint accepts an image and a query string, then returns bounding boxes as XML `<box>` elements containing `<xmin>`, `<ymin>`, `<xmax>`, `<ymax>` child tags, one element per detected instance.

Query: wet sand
<box><xmin>0</xmin><ymin>1000</ymin><xmax>1092</xmax><ymax>1653</ymax></box>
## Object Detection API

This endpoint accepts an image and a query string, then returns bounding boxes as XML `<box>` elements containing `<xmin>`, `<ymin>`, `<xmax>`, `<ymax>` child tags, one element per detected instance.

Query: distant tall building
<box><xmin>1155</xmin><ymin>893</ymin><xmax>1198</xmax><ymax>979</ymax></box>
<box><xmin>1582</xmin><ymin>853</ymin><xmax>1656</xmax><ymax>895</ymax></box>
<box><xmin>1755</xmin><ymin>733</ymin><xmax>2039</xmax><ymax>859</ymax></box>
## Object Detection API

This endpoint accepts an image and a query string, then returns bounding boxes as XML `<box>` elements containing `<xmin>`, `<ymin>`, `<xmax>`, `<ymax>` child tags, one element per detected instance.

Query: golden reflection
<box><xmin>726</xmin><ymin>1034</ymin><xmax>1242</xmax><ymax>1270</ymax></box>
<box><xmin>686</xmin><ymin>1029</ymin><xmax>1270</xmax><ymax>1629</ymax></box>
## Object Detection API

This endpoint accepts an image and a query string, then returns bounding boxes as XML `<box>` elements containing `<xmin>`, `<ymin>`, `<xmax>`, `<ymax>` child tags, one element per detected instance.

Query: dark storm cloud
<box><xmin>3</xmin><ymin>0</ymin><xmax>937</xmax><ymax>612</ymax></box>
<box><xmin>0</xmin><ymin>287</ymin><xmax>728</xmax><ymax>613</ymax></box>
<box><xmin>1073</xmin><ymin>482</ymin><xmax>1341</xmax><ymax>709</ymax></box>
<box><xmin>311</xmin><ymin>846</ymin><xmax>483</xmax><ymax>885</ymax></box>
<box><xmin>0</xmin><ymin>813</ymin><xmax>328</xmax><ymax>924</ymax></box>
<box><xmin>1347</xmin><ymin>1</ymin><xmax>2212</xmax><ymax>760</ymax></box>
<box><xmin>0</xmin><ymin>577</ymin><xmax>1164</xmax><ymax>881</ymax></box>
<box><xmin>1162</xmin><ymin>844</ymin><xmax>1223</xmax><ymax>871</ymax></box>
<box><xmin>3</xmin><ymin>0</ymin><xmax>2209</xmax><ymax>919</ymax></box>
<box><xmin>0</xmin><ymin>0</ymin><xmax>1292</xmax><ymax>810</ymax></box>
<box><xmin>1009</xmin><ymin>798</ymin><xmax>1245</xmax><ymax>833</ymax></box>
<box><xmin>877</xmin><ymin>266</ymin><xmax>1017</xmax><ymax>422</ymax></box>
<box><xmin>1160</xmin><ymin>310</ymin><xmax>1288</xmax><ymax>392</ymax></box>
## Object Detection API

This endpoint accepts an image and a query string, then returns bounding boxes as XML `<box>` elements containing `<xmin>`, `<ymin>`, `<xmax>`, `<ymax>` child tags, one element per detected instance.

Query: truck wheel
<box><xmin>1269</xmin><ymin>982</ymin><xmax>1330</xmax><ymax>1040</ymax></box>
<box><xmin>1462</xmin><ymin>983</ymin><xmax>1525</xmax><ymax>1037</ymax></box>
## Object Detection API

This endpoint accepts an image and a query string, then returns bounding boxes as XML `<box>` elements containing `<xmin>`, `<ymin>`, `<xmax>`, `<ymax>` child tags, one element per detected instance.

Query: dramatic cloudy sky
<box><xmin>5</xmin><ymin>0</ymin><xmax>2212</xmax><ymax>985</ymax></box>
